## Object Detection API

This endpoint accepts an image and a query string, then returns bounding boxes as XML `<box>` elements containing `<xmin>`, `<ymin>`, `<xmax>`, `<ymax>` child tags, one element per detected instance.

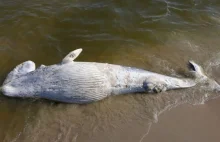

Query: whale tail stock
<box><xmin>143</xmin><ymin>61</ymin><xmax>210</xmax><ymax>93</ymax></box>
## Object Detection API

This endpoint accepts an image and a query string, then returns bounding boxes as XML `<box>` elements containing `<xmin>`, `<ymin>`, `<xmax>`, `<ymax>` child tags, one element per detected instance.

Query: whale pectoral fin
<box><xmin>143</xmin><ymin>81</ymin><xmax>167</xmax><ymax>93</ymax></box>
<box><xmin>3</xmin><ymin>60</ymin><xmax>36</xmax><ymax>84</ymax></box>
<box><xmin>61</xmin><ymin>48</ymin><xmax>82</xmax><ymax>64</ymax></box>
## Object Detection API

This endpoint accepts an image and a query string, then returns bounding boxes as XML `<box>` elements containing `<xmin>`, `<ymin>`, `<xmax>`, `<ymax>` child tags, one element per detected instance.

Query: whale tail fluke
<box><xmin>188</xmin><ymin>61</ymin><xmax>220</xmax><ymax>92</ymax></box>
<box><xmin>188</xmin><ymin>61</ymin><xmax>208</xmax><ymax>80</ymax></box>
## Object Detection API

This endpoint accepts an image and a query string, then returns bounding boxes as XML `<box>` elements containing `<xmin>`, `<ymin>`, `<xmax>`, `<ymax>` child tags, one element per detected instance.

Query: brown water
<box><xmin>0</xmin><ymin>0</ymin><xmax>220</xmax><ymax>142</ymax></box>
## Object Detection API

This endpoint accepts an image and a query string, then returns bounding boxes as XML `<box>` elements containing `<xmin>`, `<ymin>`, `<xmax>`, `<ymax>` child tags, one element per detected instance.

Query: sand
<box><xmin>144</xmin><ymin>98</ymin><xmax>220</xmax><ymax>142</ymax></box>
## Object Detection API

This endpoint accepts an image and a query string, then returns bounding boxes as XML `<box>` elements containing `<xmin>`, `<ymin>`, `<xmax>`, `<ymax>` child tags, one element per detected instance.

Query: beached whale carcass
<box><xmin>1</xmin><ymin>49</ymin><xmax>212</xmax><ymax>103</ymax></box>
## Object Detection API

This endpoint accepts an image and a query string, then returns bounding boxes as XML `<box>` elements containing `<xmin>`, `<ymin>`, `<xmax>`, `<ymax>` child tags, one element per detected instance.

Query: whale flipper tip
<box><xmin>61</xmin><ymin>48</ymin><xmax>83</xmax><ymax>64</ymax></box>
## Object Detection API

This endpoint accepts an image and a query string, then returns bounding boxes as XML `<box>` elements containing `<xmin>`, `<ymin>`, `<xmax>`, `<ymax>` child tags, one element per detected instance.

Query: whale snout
<box><xmin>1</xmin><ymin>85</ymin><xmax>17</xmax><ymax>97</ymax></box>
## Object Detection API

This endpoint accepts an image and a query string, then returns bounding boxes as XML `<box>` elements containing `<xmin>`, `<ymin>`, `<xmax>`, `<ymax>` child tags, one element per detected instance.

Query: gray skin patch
<box><xmin>143</xmin><ymin>81</ymin><xmax>167</xmax><ymax>93</ymax></box>
<box><xmin>69</xmin><ymin>53</ymin><xmax>75</xmax><ymax>58</ymax></box>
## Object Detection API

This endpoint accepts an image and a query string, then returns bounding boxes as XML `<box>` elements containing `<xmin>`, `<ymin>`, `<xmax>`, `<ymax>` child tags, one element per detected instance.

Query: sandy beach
<box><xmin>145</xmin><ymin>98</ymin><xmax>220</xmax><ymax>142</ymax></box>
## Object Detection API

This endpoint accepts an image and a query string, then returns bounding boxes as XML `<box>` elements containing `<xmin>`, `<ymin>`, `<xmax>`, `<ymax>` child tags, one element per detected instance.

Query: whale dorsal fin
<box><xmin>61</xmin><ymin>48</ymin><xmax>82</xmax><ymax>64</ymax></box>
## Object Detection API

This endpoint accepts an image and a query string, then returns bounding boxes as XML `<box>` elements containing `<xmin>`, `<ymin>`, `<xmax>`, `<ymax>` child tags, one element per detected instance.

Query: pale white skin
<box><xmin>1</xmin><ymin>49</ymin><xmax>218</xmax><ymax>103</ymax></box>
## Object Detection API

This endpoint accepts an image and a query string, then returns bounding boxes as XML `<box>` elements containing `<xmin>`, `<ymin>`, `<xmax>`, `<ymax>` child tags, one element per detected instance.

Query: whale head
<box><xmin>3</xmin><ymin>60</ymin><xmax>36</xmax><ymax>85</ymax></box>
<box><xmin>1</xmin><ymin>60</ymin><xmax>37</xmax><ymax>97</ymax></box>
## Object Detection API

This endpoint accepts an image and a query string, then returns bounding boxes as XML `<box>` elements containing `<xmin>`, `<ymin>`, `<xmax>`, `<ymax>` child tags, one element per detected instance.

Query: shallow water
<box><xmin>0</xmin><ymin>0</ymin><xmax>220</xmax><ymax>142</ymax></box>
<box><xmin>145</xmin><ymin>98</ymin><xmax>220</xmax><ymax>142</ymax></box>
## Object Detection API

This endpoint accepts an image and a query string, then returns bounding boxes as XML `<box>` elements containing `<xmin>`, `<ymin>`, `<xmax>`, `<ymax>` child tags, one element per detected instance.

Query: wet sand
<box><xmin>145</xmin><ymin>98</ymin><xmax>220</xmax><ymax>142</ymax></box>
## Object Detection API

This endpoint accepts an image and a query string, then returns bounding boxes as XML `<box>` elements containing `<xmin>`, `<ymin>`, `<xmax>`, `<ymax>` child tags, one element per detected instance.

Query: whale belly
<box><xmin>40</xmin><ymin>63</ymin><xmax>112</xmax><ymax>103</ymax></box>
